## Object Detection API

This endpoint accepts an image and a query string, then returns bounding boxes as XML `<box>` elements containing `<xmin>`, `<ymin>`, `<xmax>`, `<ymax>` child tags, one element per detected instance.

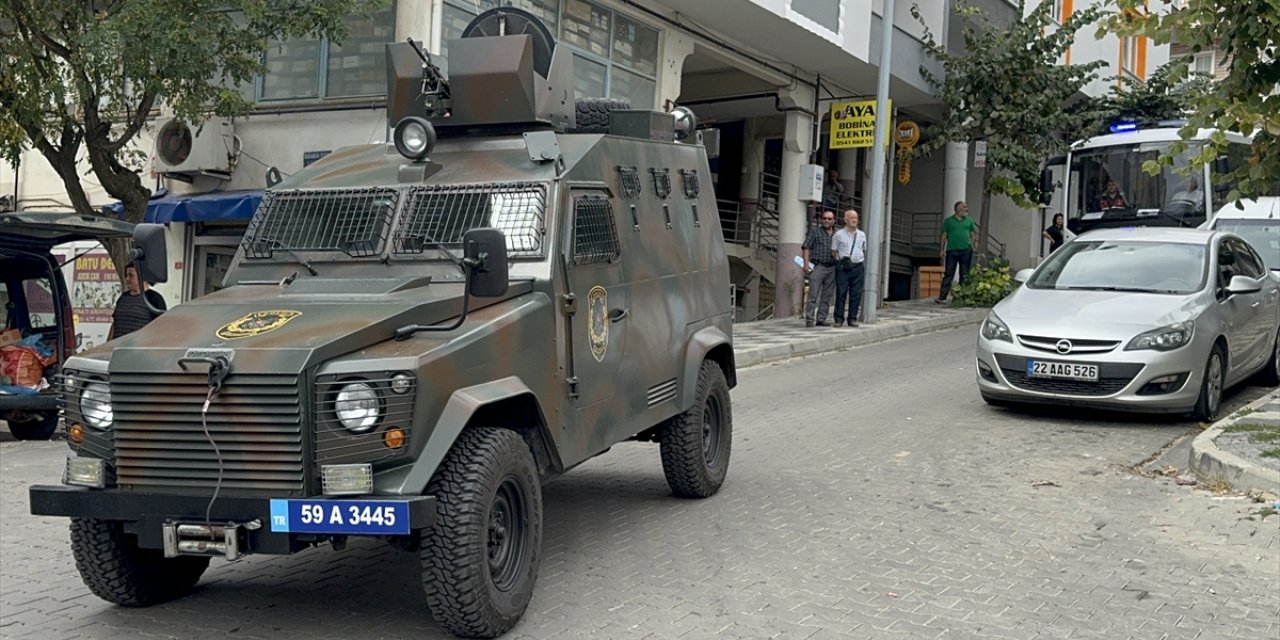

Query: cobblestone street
<box><xmin>2</xmin><ymin>327</ymin><xmax>1277</xmax><ymax>639</ymax></box>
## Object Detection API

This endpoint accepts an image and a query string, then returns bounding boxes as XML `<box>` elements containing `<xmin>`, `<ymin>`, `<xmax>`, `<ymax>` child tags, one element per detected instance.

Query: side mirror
<box><xmin>1226</xmin><ymin>275</ymin><xmax>1261</xmax><ymax>296</ymax></box>
<box><xmin>463</xmin><ymin>228</ymin><xmax>509</xmax><ymax>298</ymax></box>
<box><xmin>1212</xmin><ymin>156</ymin><xmax>1230</xmax><ymax>177</ymax></box>
<box><xmin>1038</xmin><ymin>169</ymin><xmax>1054</xmax><ymax>206</ymax></box>
<box><xmin>1013</xmin><ymin>268</ymin><xmax>1035</xmax><ymax>284</ymax></box>
<box><xmin>131</xmin><ymin>223</ymin><xmax>168</xmax><ymax>284</ymax></box>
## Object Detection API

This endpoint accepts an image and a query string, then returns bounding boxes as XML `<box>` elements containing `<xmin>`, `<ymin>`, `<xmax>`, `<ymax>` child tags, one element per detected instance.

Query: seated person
<box><xmin>1169</xmin><ymin>176</ymin><xmax>1203</xmax><ymax>208</ymax></box>
<box><xmin>1098</xmin><ymin>180</ymin><xmax>1129</xmax><ymax>210</ymax></box>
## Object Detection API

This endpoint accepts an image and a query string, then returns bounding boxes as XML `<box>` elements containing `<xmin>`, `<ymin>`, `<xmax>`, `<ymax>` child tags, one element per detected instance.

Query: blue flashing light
<box><xmin>1110</xmin><ymin>121</ymin><xmax>1140</xmax><ymax>133</ymax></box>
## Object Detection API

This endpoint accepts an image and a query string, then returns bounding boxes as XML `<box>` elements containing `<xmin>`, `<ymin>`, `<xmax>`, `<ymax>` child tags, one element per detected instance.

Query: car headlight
<box><xmin>1126</xmin><ymin>321</ymin><xmax>1194</xmax><ymax>351</ymax></box>
<box><xmin>80</xmin><ymin>382</ymin><xmax>113</xmax><ymax>430</ymax></box>
<box><xmin>335</xmin><ymin>382</ymin><xmax>382</xmax><ymax>433</ymax></box>
<box><xmin>981</xmin><ymin>312</ymin><xmax>1013</xmax><ymax>342</ymax></box>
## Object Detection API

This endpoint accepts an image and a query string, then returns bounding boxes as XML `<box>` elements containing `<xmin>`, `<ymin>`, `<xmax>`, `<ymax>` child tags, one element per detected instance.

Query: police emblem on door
<box><xmin>587</xmin><ymin>286</ymin><xmax>608</xmax><ymax>362</ymax></box>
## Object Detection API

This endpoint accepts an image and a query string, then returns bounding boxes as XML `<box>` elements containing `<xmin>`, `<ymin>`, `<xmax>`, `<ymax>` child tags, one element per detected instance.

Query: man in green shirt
<box><xmin>937</xmin><ymin>201</ymin><xmax>978</xmax><ymax>303</ymax></box>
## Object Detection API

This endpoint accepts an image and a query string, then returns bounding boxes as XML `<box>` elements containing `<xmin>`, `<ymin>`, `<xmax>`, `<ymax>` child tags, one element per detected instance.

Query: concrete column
<box><xmin>943</xmin><ymin>141</ymin><xmax>968</xmax><ymax>216</ymax></box>
<box><xmin>740</xmin><ymin>119</ymin><xmax>765</xmax><ymax>230</ymax></box>
<box><xmin>860</xmin><ymin>148</ymin><xmax>875</xmax><ymax>215</ymax></box>
<box><xmin>657</xmin><ymin>34</ymin><xmax>696</xmax><ymax>110</ymax></box>
<box><xmin>836</xmin><ymin>148</ymin><xmax>860</xmax><ymax>209</ymax></box>
<box><xmin>773</xmin><ymin>98</ymin><xmax>815</xmax><ymax>318</ymax></box>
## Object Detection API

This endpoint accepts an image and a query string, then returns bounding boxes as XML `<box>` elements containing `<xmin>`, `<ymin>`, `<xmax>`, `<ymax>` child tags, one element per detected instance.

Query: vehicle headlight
<box><xmin>80</xmin><ymin>382</ymin><xmax>113</xmax><ymax>430</ymax></box>
<box><xmin>389</xmin><ymin>372</ymin><xmax>414</xmax><ymax>395</ymax></box>
<box><xmin>335</xmin><ymin>382</ymin><xmax>381</xmax><ymax>433</ymax></box>
<box><xmin>981</xmin><ymin>312</ymin><xmax>1013</xmax><ymax>342</ymax></box>
<box><xmin>1126</xmin><ymin>321</ymin><xmax>1194</xmax><ymax>352</ymax></box>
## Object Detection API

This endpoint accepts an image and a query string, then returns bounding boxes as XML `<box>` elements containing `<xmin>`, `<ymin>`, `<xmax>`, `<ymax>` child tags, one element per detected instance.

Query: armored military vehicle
<box><xmin>29</xmin><ymin>8</ymin><xmax>734</xmax><ymax>638</ymax></box>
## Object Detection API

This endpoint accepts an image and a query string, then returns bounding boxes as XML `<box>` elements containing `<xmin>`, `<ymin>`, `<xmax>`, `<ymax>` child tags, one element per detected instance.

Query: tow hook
<box><xmin>162</xmin><ymin>519</ymin><xmax>261</xmax><ymax>561</ymax></box>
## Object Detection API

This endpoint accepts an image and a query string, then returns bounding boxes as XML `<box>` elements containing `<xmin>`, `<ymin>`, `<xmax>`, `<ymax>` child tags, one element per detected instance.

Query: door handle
<box><xmin>1253</xmin><ymin>301</ymin><xmax>1262</xmax><ymax>308</ymax></box>
<box><xmin>609</xmin><ymin>307</ymin><xmax>629</xmax><ymax>323</ymax></box>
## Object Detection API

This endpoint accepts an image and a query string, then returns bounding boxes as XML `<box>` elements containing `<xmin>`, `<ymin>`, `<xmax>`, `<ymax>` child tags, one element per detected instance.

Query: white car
<box><xmin>1201</xmin><ymin>196</ymin><xmax>1279</xmax><ymax>272</ymax></box>
<box><xmin>976</xmin><ymin>227</ymin><xmax>1280</xmax><ymax>420</ymax></box>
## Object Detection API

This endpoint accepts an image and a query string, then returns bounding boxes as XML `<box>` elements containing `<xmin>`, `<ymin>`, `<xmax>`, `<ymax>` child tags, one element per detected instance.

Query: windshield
<box><xmin>1066</xmin><ymin>141</ymin><xmax>1204</xmax><ymax>229</ymax></box>
<box><xmin>1215</xmin><ymin>219</ymin><xmax>1280</xmax><ymax>271</ymax></box>
<box><xmin>1027</xmin><ymin>240</ymin><xmax>1207</xmax><ymax>294</ymax></box>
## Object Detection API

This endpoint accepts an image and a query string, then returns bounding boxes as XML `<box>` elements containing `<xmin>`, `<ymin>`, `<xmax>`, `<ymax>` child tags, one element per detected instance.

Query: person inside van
<box><xmin>108</xmin><ymin>263</ymin><xmax>166</xmax><ymax>339</ymax></box>
<box><xmin>1169</xmin><ymin>176</ymin><xmax>1203</xmax><ymax>209</ymax></box>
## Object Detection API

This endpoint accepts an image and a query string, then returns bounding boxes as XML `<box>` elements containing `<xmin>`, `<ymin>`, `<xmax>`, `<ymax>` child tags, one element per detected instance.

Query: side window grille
<box><xmin>572</xmin><ymin>196</ymin><xmax>621</xmax><ymax>266</ymax></box>
<box><xmin>394</xmin><ymin>183</ymin><xmax>546</xmax><ymax>258</ymax></box>
<box><xmin>242</xmin><ymin>188</ymin><xmax>396</xmax><ymax>258</ymax></box>
<box><xmin>680</xmin><ymin>169</ymin><xmax>700</xmax><ymax>198</ymax></box>
<box><xmin>618</xmin><ymin>166</ymin><xmax>642</xmax><ymax>197</ymax></box>
<box><xmin>651</xmin><ymin>168</ymin><xmax>671</xmax><ymax>199</ymax></box>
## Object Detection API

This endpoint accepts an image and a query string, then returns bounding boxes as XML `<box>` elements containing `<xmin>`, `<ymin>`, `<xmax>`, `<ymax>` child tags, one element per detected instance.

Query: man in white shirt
<box><xmin>831</xmin><ymin>208</ymin><xmax>867</xmax><ymax>327</ymax></box>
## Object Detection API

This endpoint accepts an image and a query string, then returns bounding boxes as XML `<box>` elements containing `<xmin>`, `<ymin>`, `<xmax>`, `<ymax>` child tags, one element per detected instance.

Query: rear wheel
<box><xmin>7</xmin><ymin>412</ymin><xmax>60</xmax><ymax>440</ymax></box>
<box><xmin>660</xmin><ymin>361</ymin><xmax>732</xmax><ymax>498</ymax></box>
<box><xmin>421</xmin><ymin>428</ymin><xmax>542</xmax><ymax>639</ymax></box>
<box><xmin>1192</xmin><ymin>346</ymin><xmax>1226</xmax><ymax>422</ymax></box>
<box><xmin>69</xmin><ymin>518</ymin><xmax>209</xmax><ymax>606</ymax></box>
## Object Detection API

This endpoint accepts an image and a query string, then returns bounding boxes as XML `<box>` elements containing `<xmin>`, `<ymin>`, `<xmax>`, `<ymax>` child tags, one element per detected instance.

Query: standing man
<box><xmin>937</xmin><ymin>201</ymin><xmax>978</xmax><ymax>304</ymax></box>
<box><xmin>822</xmin><ymin>169</ymin><xmax>845</xmax><ymax>212</ymax></box>
<box><xmin>108</xmin><ymin>263</ymin><xmax>167</xmax><ymax>339</ymax></box>
<box><xmin>802</xmin><ymin>210</ymin><xmax>839</xmax><ymax>327</ymax></box>
<box><xmin>831</xmin><ymin>209</ymin><xmax>867</xmax><ymax>327</ymax></box>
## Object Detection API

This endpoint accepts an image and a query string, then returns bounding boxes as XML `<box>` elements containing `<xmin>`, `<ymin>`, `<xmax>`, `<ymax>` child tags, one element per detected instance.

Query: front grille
<box><xmin>995</xmin><ymin>354</ymin><xmax>1143</xmax><ymax>397</ymax></box>
<box><xmin>112</xmin><ymin>373</ymin><xmax>304</xmax><ymax>496</ymax></box>
<box><xmin>1017</xmin><ymin>335</ymin><xmax>1121</xmax><ymax>355</ymax></box>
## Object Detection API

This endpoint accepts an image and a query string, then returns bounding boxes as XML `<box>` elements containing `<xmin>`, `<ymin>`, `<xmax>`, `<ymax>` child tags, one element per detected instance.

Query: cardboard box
<box><xmin>918</xmin><ymin>266</ymin><xmax>945</xmax><ymax>300</ymax></box>
<box><xmin>0</xmin><ymin>329</ymin><xmax>21</xmax><ymax>348</ymax></box>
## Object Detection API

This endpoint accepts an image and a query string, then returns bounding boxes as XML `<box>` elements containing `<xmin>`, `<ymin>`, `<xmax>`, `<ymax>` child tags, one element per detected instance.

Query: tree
<box><xmin>1101</xmin><ymin>0</ymin><xmax>1280</xmax><ymax>202</ymax></box>
<box><xmin>0</xmin><ymin>1</ymin><xmax>383</xmax><ymax>240</ymax></box>
<box><xmin>1093</xmin><ymin>62</ymin><xmax>1210</xmax><ymax>135</ymax></box>
<box><xmin>912</xmin><ymin>1</ymin><xmax>1109</xmax><ymax>255</ymax></box>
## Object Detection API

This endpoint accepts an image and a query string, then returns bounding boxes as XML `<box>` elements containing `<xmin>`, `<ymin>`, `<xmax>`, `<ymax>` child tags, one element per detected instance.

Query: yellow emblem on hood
<box><xmin>216</xmin><ymin>310</ymin><xmax>302</xmax><ymax>340</ymax></box>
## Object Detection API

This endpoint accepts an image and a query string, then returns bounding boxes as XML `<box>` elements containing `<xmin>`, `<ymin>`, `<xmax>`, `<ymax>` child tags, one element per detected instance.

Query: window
<box><xmin>791</xmin><ymin>0</ymin><xmax>839</xmax><ymax>32</ymax></box>
<box><xmin>1048</xmin><ymin>0</ymin><xmax>1064</xmax><ymax>23</ymax></box>
<box><xmin>1121</xmin><ymin>36</ymin><xmax>1139</xmax><ymax>76</ymax></box>
<box><xmin>1192</xmin><ymin>51</ymin><xmax>1215</xmax><ymax>76</ymax></box>
<box><xmin>442</xmin><ymin>0</ymin><xmax>658</xmax><ymax>109</ymax></box>
<box><xmin>259</xmin><ymin>4</ymin><xmax>397</xmax><ymax>101</ymax></box>
<box><xmin>571</xmin><ymin>195</ymin><xmax>620</xmax><ymax>265</ymax></box>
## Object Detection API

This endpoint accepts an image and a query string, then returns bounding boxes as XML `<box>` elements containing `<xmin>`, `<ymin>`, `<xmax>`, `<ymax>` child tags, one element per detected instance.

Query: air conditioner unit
<box><xmin>153</xmin><ymin>118</ymin><xmax>234</xmax><ymax>176</ymax></box>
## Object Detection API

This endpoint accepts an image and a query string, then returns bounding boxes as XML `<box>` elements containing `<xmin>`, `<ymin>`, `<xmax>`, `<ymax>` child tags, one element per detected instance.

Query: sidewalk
<box><xmin>1190</xmin><ymin>391</ymin><xmax>1280</xmax><ymax>496</ymax></box>
<box><xmin>734</xmin><ymin>299</ymin><xmax>988</xmax><ymax>368</ymax></box>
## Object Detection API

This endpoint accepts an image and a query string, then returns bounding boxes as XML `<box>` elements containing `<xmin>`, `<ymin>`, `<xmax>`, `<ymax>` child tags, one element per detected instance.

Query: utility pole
<box><xmin>862</xmin><ymin>0</ymin><xmax>895</xmax><ymax>323</ymax></box>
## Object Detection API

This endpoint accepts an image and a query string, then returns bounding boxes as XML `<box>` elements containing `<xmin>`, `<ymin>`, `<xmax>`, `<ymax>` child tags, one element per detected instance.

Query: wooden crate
<box><xmin>917</xmin><ymin>266</ymin><xmax>945</xmax><ymax>300</ymax></box>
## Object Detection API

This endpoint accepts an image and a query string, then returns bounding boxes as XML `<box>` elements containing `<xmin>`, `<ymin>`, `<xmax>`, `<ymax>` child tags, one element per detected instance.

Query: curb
<box><xmin>734</xmin><ymin>308</ymin><xmax>988</xmax><ymax>369</ymax></box>
<box><xmin>1189</xmin><ymin>391</ymin><xmax>1280</xmax><ymax>495</ymax></box>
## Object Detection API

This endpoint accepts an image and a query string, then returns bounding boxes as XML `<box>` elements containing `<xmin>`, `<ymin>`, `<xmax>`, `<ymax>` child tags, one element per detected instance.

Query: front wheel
<box><xmin>421</xmin><ymin>428</ymin><xmax>542</xmax><ymax>639</ymax></box>
<box><xmin>1192</xmin><ymin>346</ymin><xmax>1226</xmax><ymax>422</ymax></box>
<box><xmin>69</xmin><ymin>518</ymin><xmax>209</xmax><ymax>606</ymax></box>
<box><xmin>660</xmin><ymin>361</ymin><xmax>733</xmax><ymax>498</ymax></box>
<box><xmin>7</xmin><ymin>412</ymin><xmax>60</xmax><ymax>440</ymax></box>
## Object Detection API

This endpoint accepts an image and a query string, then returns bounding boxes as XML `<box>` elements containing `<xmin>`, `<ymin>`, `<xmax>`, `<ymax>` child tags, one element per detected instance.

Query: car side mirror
<box><xmin>131</xmin><ymin>223</ymin><xmax>168</xmax><ymax>284</ymax></box>
<box><xmin>1013</xmin><ymin>268</ymin><xmax>1035</xmax><ymax>284</ymax></box>
<box><xmin>463</xmin><ymin>228</ymin><xmax>509</xmax><ymax>298</ymax></box>
<box><xmin>1226</xmin><ymin>275</ymin><xmax>1261</xmax><ymax>296</ymax></box>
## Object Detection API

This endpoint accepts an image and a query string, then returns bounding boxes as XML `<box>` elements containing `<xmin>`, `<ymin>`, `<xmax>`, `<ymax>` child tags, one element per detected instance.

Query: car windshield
<box><xmin>1027</xmin><ymin>240</ymin><xmax>1207</xmax><ymax>294</ymax></box>
<box><xmin>1214</xmin><ymin>219</ymin><xmax>1280</xmax><ymax>271</ymax></box>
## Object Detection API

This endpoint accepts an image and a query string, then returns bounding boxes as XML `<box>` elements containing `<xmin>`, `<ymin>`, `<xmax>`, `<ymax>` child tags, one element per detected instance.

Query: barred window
<box><xmin>571</xmin><ymin>195</ymin><xmax>620</xmax><ymax>265</ymax></box>
<box><xmin>618</xmin><ymin>166</ymin><xmax>642</xmax><ymax>197</ymax></box>
<box><xmin>394</xmin><ymin>184</ymin><xmax>546</xmax><ymax>257</ymax></box>
<box><xmin>242</xmin><ymin>188</ymin><xmax>397</xmax><ymax>258</ymax></box>
<box><xmin>680</xmin><ymin>169</ymin><xmax>700</xmax><ymax>198</ymax></box>
<box><xmin>651</xmin><ymin>168</ymin><xmax>671</xmax><ymax>199</ymax></box>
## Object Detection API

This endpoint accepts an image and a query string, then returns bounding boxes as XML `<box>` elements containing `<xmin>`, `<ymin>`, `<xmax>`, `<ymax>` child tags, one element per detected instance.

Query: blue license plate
<box><xmin>269</xmin><ymin>499</ymin><xmax>411</xmax><ymax>535</ymax></box>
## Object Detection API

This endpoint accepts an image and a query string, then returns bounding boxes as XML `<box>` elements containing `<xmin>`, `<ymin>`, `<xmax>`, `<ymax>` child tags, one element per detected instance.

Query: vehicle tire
<box><xmin>7</xmin><ymin>412</ymin><xmax>60</xmax><ymax>440</ymax></box>
<box><xmin>421</xmin><ymin>428</ymin><xmax>542</xmax><ymax>639</ymax></box>
<box><xmin>69</xmin><ymin>518</ymin><xmax>209</xmax><ymax>606</ymax></box>
<box><xmin>1258</xmin><ymin>329</ymin><xmax>1280</xmax><ymax>387</ymax></box>
<box><xmin>1192</xmin><ymin>346</ymin><xmax>1227</xmax><ymax>422</ymax></box>
<box><xmin>660</xmin><ymin>361</ymin><xmax>732</xmax><ymax>498</ymax></box>
<box><xmin>572</xmin><ymin>97</ymin><xmax>631</xmax><ymax>134</ymax></box>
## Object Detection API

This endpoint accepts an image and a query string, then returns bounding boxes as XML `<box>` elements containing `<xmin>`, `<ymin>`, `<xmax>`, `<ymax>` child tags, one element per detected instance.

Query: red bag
<box><xmin>0</xmin><ymin>346</ymin><xmax>47</xmax><ymax>387</ymax></box>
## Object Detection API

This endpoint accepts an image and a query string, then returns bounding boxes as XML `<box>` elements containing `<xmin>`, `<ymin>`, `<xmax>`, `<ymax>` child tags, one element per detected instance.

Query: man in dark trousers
<box><xmin>802</xmin><ymin>210</ymin><xmax>839</xmax><ymax>327</ymax></box>
<box><xmin>108</xmin><ymin>263</ymin><xmax>166</xmax><ymax>339</ymax></box>
<box><xmin>831</xmin><ymin>208</ymin><xmax>867</xmax><ymax>327</ymax></box>
<box><xmin>937</xmin><ymin>201</ymin><xmax>978</xmax><ymax>303</ymax></box>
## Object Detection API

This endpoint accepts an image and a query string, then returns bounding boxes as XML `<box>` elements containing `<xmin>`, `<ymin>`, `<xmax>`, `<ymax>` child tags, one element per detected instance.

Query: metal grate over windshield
<box><xmin>242</xmin><ymin>188</ymin><xmax>397</xmax><ymax>258</ymax></box>
<box><xmin>393</xmin><ymin>183</ymin><xmax>546</xmax><ymax>258</ymax></box>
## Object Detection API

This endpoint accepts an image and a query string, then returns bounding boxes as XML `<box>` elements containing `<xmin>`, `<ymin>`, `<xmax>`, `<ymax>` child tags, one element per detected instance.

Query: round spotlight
<box><xmin>670</xmin><ymin>106</ymin><xmax>697</xmax><ymax>140</ymax></box>
<box><xmin>394</xmin><ymin>116</ymin><xmax>436</xmax><ymax>161</ymax></box>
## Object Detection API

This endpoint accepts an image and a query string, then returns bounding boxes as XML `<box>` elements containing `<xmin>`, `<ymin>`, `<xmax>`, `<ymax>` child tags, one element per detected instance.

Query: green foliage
<box><xmin>951</xmin><ymin>257</ymin><xmax>1015</xmax><ymax>308</ymax></box>
<box><xmin>1092</xmin><ymin>62</ymin><xmax>1209</xmax><ymax>134</ymax></box>
<box><xmin>911</xmin><ymin>1</ymin><xmax>1110</xmax><ymax>208</ymax></box>
<box><xmin>1101</xmin><ymin>0</ymin><xmax>1280</xmax><ymax>201</ymax></box>
<box><xmin>0</xmin><ymin>0</ymin><xmax>385</xmax><ymax>222</ymax></box>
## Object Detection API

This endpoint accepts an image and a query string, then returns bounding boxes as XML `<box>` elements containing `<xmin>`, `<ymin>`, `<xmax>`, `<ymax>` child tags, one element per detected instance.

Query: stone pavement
<box><xmin>733</xmin><ymin>300</ymin><xmax>987</xmax><ymax>368</ymax></box>
<box><xmin>1191</xmin><ymin>391</ymin><xmax>1280</xmax><ymax>495</ymax></box>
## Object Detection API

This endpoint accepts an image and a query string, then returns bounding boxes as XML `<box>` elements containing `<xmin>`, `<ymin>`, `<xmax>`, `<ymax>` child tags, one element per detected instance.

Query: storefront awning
<box><xmin>106</xmin><ymin>189</ymin><xmax>263</xmax><ymax>223</ymax></box>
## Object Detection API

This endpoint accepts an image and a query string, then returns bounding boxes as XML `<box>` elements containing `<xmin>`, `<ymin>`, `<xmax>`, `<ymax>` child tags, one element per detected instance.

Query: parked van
<box><xmin>0</xmin><ymin>213</ymin><xmax>134</xmax><ymax>439</ymax></box>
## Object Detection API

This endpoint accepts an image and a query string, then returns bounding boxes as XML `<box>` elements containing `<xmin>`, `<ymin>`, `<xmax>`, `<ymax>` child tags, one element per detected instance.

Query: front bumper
<box><xmin>975</xmin><ymin>335</ymin><xmax>1205</xmax><ymax>414</ymax></box>
<box><xmin>0</xmin><ymin>392</ymin><xmax>58</xmax><ymax>413</ymax></box>
<box><xmin>29</xmin><ymin>485</ymin><xmax>435</xmax><ymax>555</ymax></box>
